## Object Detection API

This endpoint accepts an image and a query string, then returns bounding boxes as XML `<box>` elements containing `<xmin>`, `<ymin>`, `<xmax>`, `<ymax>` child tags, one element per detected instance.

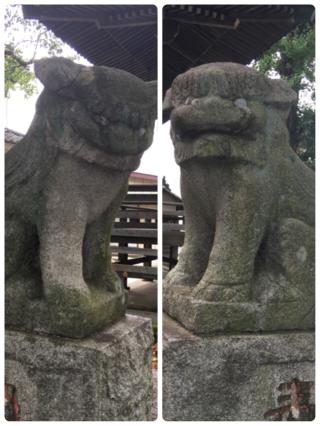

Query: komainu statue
<box><xmin>163</xmin><ymin>63</ymin><xmax>314</xmax><ymax>334</ymax></box>
<box><xmin>6</xmin><ymin>57</ymin><xmax>156</xmax><ymax>338</ymax></box>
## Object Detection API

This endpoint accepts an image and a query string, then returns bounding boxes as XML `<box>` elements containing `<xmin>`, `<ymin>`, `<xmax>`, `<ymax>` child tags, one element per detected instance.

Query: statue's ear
<box><xmin>34</xmin><ymin>57</ymin><xmax>86</xmax><ymax>97</ymax></box>
<box><xmin>163</xmin><ymin>88</ymin><xmax>174</xmax><ymax>123</ymax></box>
<box><xmin>264</xmin><ymin>78</ymin><xmax>298</xmax><ymax>120</ymax></box>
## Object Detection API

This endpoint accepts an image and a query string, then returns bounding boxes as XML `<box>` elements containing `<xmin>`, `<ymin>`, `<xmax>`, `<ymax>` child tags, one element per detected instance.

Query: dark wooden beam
<box><xmin>166</xmin><ymin>16</ymin><xmax>240</xmax><ymax>30</ymax></box>
<box><xmin>111</xmin><ymin>246</ymin><xmax>157</xmax><ymax>256</ymax></box>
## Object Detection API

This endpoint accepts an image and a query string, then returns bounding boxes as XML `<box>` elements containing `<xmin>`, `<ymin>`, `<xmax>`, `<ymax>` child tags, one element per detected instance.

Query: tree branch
<box><xmin>5</xmin><ymin>47</ymin><xmax>33</xmax><ymax>67</ymax></box>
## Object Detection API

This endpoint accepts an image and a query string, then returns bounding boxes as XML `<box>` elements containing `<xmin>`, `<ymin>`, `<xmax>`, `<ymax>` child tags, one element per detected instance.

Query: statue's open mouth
<box><xmin>173</xmin><ymin>128</ymin><xmax>246</xmax><ymax>145</ymax></box>
<box><xmin>170</xmin><ymin>95</ymin><xmax>252</xmax><ymax>136</ymax></box>
<box><xmin>172</xmin><ymin>126</ymin><xmax>265</xmax><ymax>167</ymax></box>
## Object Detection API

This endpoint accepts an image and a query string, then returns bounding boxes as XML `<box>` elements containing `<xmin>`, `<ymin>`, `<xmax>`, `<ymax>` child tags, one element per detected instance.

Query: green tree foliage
<box><xmin>254</xmin><ymin>23</ymin><xmax>315</xmax><ymax>168</ymax></box>
<box><xmin>5</xmin><ymin>5</ymin><xmax>64</xmax><ymax>98</ymax></box>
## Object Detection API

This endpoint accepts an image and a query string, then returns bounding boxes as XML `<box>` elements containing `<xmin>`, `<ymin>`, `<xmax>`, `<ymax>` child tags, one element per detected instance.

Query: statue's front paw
<box><xmin>165</xmin><ymin>268</ymin><xmax>196</xmax><ymax>288</ymax></box>
<box><xmin>192</xmin><ymin>280</ymin><xmax>249</xmax><ymax>302</ymax></box>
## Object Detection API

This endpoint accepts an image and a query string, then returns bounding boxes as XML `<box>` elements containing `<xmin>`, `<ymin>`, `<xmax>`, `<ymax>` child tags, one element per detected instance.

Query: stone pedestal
<box><xmin>163</xmin><ymin>315</ymin><xmax>315</xmax><ymax>421</ymax></box>
<box><xmin>5</xmin><ymin>314</ymin><xmax>154</xmax><ymax>421</ymax></box>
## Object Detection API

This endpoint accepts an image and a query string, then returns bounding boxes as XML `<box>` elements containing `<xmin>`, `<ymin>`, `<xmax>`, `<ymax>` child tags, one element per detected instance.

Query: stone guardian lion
<box><xmin>163</xmin><ymin>63</ymin><xmax>314</xmax><ymax>333</ymax></box>
<box><xmin>6</xmin><ymin>57</ymin><xmax>156</xmax><ymax>338</ymax></box>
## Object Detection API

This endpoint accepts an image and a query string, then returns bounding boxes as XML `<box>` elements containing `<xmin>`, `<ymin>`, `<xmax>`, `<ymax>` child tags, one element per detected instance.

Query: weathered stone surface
<box><xmin>5</xmin><ymin>57</ymin><xmax>157</xmax><ymax>338</ymax></box>
<box><xmin>164</xmin><ymin>63</ymin><xmax>314</xmax><ymax>333</ymax></box>
<box><xmin>164</xmin><ymin>285</ymin><xmax>314</xmax><ymax>334</ymax></box>
<box><xmin>163</xmin><ymin>315</ymin><xmax>315</xmax><ymax>421</ymax></box>
<box><xmin>5</xmin><ymin>314</ymin><xmax>154</xmax><ymax>421</ymax></box>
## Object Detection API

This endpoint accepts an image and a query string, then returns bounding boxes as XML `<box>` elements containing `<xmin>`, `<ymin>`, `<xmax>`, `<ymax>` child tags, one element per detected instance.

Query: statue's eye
<box><xmin>234</xmin><ymin>98</ymin><xmax>248</xmax><ymax>109</ymax></box>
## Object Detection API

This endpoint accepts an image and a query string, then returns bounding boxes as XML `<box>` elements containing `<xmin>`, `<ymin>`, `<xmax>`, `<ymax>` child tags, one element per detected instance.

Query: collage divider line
<box><xmin>156</xmin><ymin>3</ymin><xmax>163</xmax><ymax>420</ymax></box>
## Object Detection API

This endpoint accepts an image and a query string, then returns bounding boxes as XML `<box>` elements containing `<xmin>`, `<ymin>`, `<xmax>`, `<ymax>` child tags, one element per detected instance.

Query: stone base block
<box><xmin>5</xmin><ymin>314</ymin><xmax>154</xmax><ymax>421</ymax></box>
<box><xmin>164</xmin><ymin>285</ymin><xmax>314</xmax><ymax>333</ymax></box>
<box><xmin>163</xmin><ymin>315</ymin><xmax>315</xmax><ymax>421</ymax></box>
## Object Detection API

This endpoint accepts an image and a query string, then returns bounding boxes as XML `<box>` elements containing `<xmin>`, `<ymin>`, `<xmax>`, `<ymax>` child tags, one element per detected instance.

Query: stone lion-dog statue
<box><xmin>6</xmin><ymin>57</ymin><xmax>156</xmax><ymax>338</ymax></box>
<box><xmin>163</xmin><ymin>63</ymin><xmax>314</xmax><ymax>333</ymax></box>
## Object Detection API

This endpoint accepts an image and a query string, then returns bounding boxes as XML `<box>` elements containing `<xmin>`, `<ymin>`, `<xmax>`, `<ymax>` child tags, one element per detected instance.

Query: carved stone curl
<box><xmin>164</xmin><ymin>63</ymin><xmax>314</xmax><ymax>333</ymax></box>
<box><xmin>6</xmin><ymin>57</ymin><xmax>156</xmax><ymax>338</ymax></box>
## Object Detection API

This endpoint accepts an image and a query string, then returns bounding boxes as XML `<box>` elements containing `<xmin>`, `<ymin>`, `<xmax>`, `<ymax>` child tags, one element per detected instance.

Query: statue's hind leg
<box><xmin>5</xmin><ymin>219</ymin><xmax>36</xmax><ymax>278</ymax></box>
<box><xmin>258</xmin><ymin>218</ymin><xmax>315</xmax><ymax>303</ymax></box>
<box><xmin>5</xmin><ymin>218</ymin><xmax>42</xmax><ymax>328</ymax></box>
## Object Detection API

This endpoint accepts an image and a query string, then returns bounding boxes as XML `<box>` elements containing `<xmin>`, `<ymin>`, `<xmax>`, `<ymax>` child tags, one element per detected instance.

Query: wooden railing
<box><xmin>111</xmin><ymin>184</ymin><xmax>158</xmax><ymax>287</ymax></box>
<box><xmin>111</xmin><ymin>184</ymin><xmax>185</xmax><ymax>287</ymax></box>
